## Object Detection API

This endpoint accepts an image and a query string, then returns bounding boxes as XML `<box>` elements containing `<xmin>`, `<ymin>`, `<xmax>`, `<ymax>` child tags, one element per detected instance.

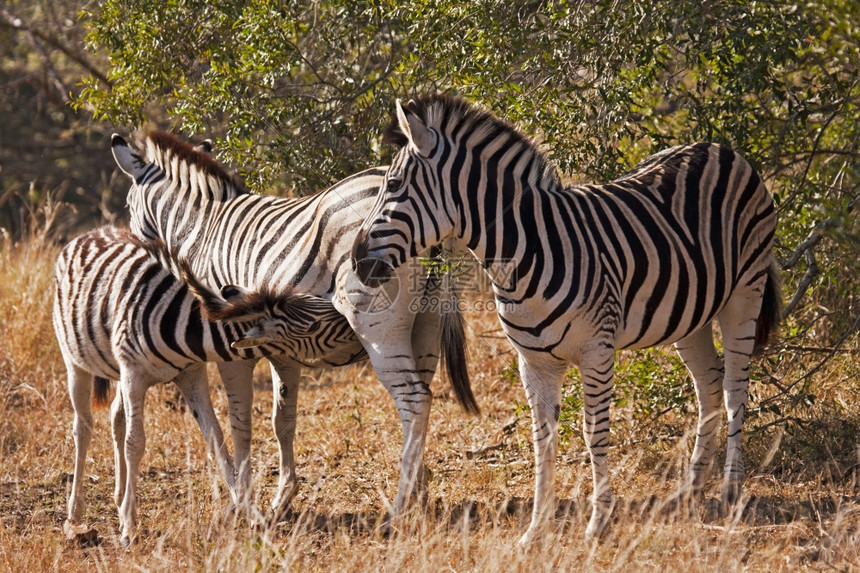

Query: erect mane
<box><xmin>145</xmin><ymin>130</ymin><xmax>248</xmax><ymax>195</ymax></box>
<box><xmin>185</xmin><ymin>275</ymin><xmax>293</xmax><ymax>323</ymax></box>
<box><xmin>383</xmin><ymin>94</ymin><xmax>560</xmax><ymax>186</ymax></box>
<box><xmin>119</xmin><ymin>232</ymin><xmax>258</xmax><ymax>319</ymax></box>
<box><xmin>132</xmin><ymin>232</ymin><xmax>192</xmax><ymax>286</ymax></box>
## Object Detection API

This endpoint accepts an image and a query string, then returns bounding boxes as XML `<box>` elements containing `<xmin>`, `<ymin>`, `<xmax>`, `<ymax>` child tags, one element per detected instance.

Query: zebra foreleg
<box><xmin>172</xmin><ymin>365</ymin><xmax>243</xmax><ymax>514</ymax></box>
<box><xmin>717</xmin><ymin>287</ymin><xmax>763</xmax><ymax>512</ymax></box>
<box><xmin>268</xmin><ymin>362</ymin><xmax>301</xmax><ymax>520</ymax></box>
<box><xmin>337</xmin><ymin>264</ymin><xmax>434</xmax><ymax>529</ymax></box>
<box><xmin>409</xmin><ymin>301</ymin><xmax>444</xmax><ymax>506</ymax></box>
<box><xmin>580</xmin><ymin>344</ymin><xmax>616</xmax><ymax>541</ymax></box>
<box><xmin>216</xmin><ymin>360</ymin><xmax>257</xmax><ymax>515</ymax></box>
<box><xmin>517</xmin><ymin>354</ymin><xmax>566</xmax><ymax>546</ymax></box>
<box><xmin>361</xmin><ymin>338</ymin><xmax>433</xmax><ymax>529</ymax></box>
<box><xmin>674</xmin><ymin>326</ymin><xmax>724</xmax><ymax>502</ymax></box>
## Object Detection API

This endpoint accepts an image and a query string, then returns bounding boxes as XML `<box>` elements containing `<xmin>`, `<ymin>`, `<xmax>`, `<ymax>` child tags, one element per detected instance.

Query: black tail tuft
<box><xmin>754</xmin><ymin>260</ymin><xmax>782</xmax><ymax>354</ymax></box>
<box><xmin>440</xmin><ymin>290</ymin><xmax>479</xmax><ymax>415</ymax></box>
<box><xmin>93</xmin><ymin>377</ymin><xmax>112</xmax><ymax>409</ymax></box>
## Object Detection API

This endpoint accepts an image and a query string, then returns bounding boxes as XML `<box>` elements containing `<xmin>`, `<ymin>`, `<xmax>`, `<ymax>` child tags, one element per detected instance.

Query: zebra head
<box><xmin>111</xmin><ymin>131</ymin><xmax>243</xmax><ymax>246</ymax></box>
<box><xmin>226</xmin><ymin>288</ymin><xmax>339</xmax><ymax>350</ymax></box>
<box><xmin>111</xmin><ymin>134</ymin><xmax>161</xmax><ymax>241</ymax></box>
<box><xmin>353</xmin><ymin>97</ymin><xmax>461</xmax><ymax>287</ymax></box>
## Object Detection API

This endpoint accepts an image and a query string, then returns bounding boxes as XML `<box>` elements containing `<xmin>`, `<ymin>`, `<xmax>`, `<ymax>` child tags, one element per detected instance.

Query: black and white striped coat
<box><xmin>110</xmin><ymin>132</ymin><xmax>475</xmax><ymax>524</ymax></box>
<box><xmin>353</xmin><ymin>95</ymin><xmax>781</xmax><ymax>543</ymax></box>
<box><xmin>54</xmin><ymin>226</ymin><xmax>360</xmax><ymax>546</ymax></box>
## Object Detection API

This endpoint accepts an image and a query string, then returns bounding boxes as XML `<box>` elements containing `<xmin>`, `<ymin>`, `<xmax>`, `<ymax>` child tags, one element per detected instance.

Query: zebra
<box><xmin>54</xmin><ymin>225</ymin><xmax>362</xmax><ymax>547</ymax></box>
<box><xmin>352</xmin><ymin>95</ymin><xmax>781</xmax><ymax>544</ymax></box>
<box><xmin>109</xmin><ymin>131</ymin><xmax>476</xmax><ymax>525</ymax></box>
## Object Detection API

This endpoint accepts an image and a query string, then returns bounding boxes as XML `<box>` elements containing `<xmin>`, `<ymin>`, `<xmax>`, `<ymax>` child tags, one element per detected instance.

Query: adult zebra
<box><xmin>352</xmin><ymin>95</ymin><xmax>781</xmax><ymax>544</ymax></box>
<box><xmin>110</xmin><ymin>131</ymin><xmax>476</xmax><ymax>522</ymax></box>
<box><xmin>55</xmin><ymin>226</ymin><xmax>361</xmax><ymax>546</ymax></box>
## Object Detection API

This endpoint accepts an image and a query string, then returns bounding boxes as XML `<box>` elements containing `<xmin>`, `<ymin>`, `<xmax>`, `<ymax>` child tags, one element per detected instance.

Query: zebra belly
<box><xmin>496</xmin><ymin>291</ymin><xmax>724</xmax><ymax>364</ymax></box>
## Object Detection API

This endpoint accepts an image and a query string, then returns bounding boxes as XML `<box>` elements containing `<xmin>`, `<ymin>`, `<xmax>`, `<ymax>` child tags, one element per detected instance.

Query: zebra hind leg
<box><xmin>216</xmin><ymin>360</ymin><xmax>257</xmax><ymax>516</ymax></box>
<box><xmin>65</xmin><ymin>363</ymin><xmax>95</xmax><ymax>537</ymax></box>
<box><xmin>673</xmin><ymin>324</ymin><xmax>724</xmax><ymax>503</ymax></box>
<box><xmin>110</xmin><ymin>389</ymin><xmax>127</xmax><ymax>509</ymax></box>
<box><xmin>173</xmin><ymin>365</ymin><xmax>248</xmax><ymax>519</ymax></box>
<box><xmin>117</xmin><ymin>373</ymin><xmax>151</xmax><ymax>549</ymax></box>
<box><xmin>716</xmin><ymin>282</ymin><xmax>766</xmax><ymax>512</ymax></box>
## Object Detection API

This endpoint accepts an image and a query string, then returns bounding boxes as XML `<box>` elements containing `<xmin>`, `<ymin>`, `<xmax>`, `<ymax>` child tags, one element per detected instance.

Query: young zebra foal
<box><xmin>54</xmin><ymin>226</ymin><xmax>360</xmax><ymax>547</ymax></box>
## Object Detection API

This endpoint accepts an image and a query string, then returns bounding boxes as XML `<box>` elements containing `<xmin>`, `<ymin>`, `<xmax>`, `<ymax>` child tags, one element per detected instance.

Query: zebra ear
<box><xmin>396</xmin><ymin>99</ymin><xmax>437</xmax><ymax>157</ymax></box>
<box><xmin>194</xmin><ymin>139</ymin><xmax>214</xmax><ymax>154</ymax></box>
<box><xmin>111</xmin><ymin>134</ymin><xmax>147</xmax><ymax>179</ymax></box>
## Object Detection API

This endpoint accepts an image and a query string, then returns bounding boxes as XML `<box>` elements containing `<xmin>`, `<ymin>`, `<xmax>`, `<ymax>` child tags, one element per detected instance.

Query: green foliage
<box><xmin>77</xmin><ymin>0</ymin><xmax>859</xmax><ymax>270</ymax></box>
<box><xmin>558</xmin><ymin>348</ymin><xmax>693</xmax><ymax>446</ymax></box>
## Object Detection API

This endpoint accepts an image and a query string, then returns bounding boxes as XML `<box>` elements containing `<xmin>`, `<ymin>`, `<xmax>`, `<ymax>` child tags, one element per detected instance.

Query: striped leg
<box><xmin>674</xmin><ymin>325</ymin><xmax>724</xmax><ymax>498</ymax></box>
<box><xmin>366</xmin><ymin>340</ymin><xmax>432</xmax><ymax>521</ymax></box>
<box><xmin>717</xmin><ymin>284</ymin><xmax>764</xmax><ymax>509</ymax></box>
<box><xmin>269</xmin><ymin>362</ymin><xmax>301</xmax><ymax>518</ymax></box>
<box><xmin>118</xmin><ymin>373</ymin><xmax>150</xmax><ymax>548</ymax></box>
<box><xmin>408</xmin><ymin>302</ymin><xmax>444</xmax><ymax>501</ymax></box>
<box><xmin>110</xmin><ymin>390</ymin><xmax>127</xmax><ymax>509</ymax></box>
<box><xmin>580</xmin><ymin>344</ymin><xmax>616</xmax><ymax>540</ymax></box>
<box><xmin>216</xmin><ymin>360</ymin><xmax>256</xmax><ymax>509</ymax></box>
<box><xmin>65</xmin><ymin>364</ymin><xmax>94</xmax><ymax>529</ymax></box>
<box><xmin>172</xmin><ymin>365</ymin><xmax>241</xmax><ymax>511</ymax></box>
<box><xmin>517</xmin><ymin>353</ymin><xmax>565</xmax><ymax>546</ymax></box>
<box><xmin>338</xmin><ymin>264</ymin><xmax>432</xmax><ymax>525</ymax></box>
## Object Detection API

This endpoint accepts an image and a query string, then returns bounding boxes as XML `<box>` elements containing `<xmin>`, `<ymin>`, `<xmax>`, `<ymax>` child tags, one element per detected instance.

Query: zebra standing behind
<box><xmin>352</xmin><ymin>95</ymin><xmax>781</xmax><ymax>544</ymax></box>
<box><xmin>54</xmin><ymin>226</ymin><xmax>361</xmax><ymax>547</ymax></box>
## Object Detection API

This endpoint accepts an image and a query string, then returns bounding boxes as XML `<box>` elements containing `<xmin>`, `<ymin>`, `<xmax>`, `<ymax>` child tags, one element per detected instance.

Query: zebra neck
<box><xmin>146</xmin><ymin>184</ymin><xmax>234</xmax><ymax>260</ymax></box>
<box><xmin>460</xmin><ymin>168</ymin><xmax>559</xmax><ymax>273</ymax></box>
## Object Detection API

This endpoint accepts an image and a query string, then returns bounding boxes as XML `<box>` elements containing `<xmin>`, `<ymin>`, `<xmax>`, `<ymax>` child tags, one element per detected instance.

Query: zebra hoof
<box><xmin>517</xmin><ymin>526</ymin><xmax>540</xmax><ymax>548</ymax></box>
<box><xmin>720</xmin><ymin>480</ymin><xmax>744</xmax><ymax>512</ymax></box>
<box><xmin>585</xmin><ymin>509</ymin><xmax>610</xmax><ymax>541</ymax></box>
<box><xmin>64</xmin><ymin>520</ymin><xmax>100</xmax><ymax>547</ymax></box>
<box><xmin>121</xmin><ymin>534</ymin><xmax>132</xmax><ymax>550</ymax></box>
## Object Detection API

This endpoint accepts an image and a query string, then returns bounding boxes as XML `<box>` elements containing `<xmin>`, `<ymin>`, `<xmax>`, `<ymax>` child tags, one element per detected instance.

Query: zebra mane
<box><xmin>145</xmin><ymin>130</ymin><xmax>248</xmax><ymax>197</ymax></box>
<box><xmin>181</xmin><ymin>268</ymin><xmax>295</xmax><ymax>323</ymax></box>
<box><xmin>383</xmin><ymin>94</ymin><xmax>562</xmax><ymax>188</ymax></box>
<box><xmin>121</xmin><ymin>232</ymin><xmax>275</xmax><ymax>321</ymax></box>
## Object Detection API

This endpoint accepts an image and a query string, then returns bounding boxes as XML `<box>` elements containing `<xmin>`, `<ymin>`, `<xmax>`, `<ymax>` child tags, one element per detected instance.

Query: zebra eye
<box><xmin>386</xmin><ymin>177</ymin><xmax>402</xmax><ymax>193</ymax></box>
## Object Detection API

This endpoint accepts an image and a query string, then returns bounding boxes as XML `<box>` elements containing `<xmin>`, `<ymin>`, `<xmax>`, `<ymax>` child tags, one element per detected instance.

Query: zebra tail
<box><xmin>93</xmin><ymin>376</ymin><xmax>112</xmax><ymax>409</ymax></box>
<box><xmin>754</xmin><ymin>260</ymin><xmax>783</xmax><ymax>354</ymax></box>
<box><xmin>440</xmin><ymin>291</ymin><xmax>479</xmax><ymax>414</ymax></box>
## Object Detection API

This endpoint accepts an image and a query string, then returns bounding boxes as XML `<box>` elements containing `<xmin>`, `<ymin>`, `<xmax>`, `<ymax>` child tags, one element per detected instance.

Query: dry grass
<box><xmin>1</xmin><ymin>234</ymin><xmax>859</xmax><ymax>571</ymax></box>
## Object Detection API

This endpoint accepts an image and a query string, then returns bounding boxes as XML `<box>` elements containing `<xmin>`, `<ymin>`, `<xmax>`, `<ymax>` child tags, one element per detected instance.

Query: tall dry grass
<box><xmin>1</xmin><ymin>227</ymin><xmax>858</xmax><ymax>571</ymax></box>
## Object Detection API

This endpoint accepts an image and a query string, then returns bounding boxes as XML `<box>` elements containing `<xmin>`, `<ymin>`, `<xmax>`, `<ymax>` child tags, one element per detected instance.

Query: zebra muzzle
<box><xmin>352</xmin><ymin>231</ymin><xmax>394</xmax><ymax>287</ymax></box>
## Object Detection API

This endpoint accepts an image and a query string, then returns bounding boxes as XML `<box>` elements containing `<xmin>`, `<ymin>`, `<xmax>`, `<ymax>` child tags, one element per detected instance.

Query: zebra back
<box><xmin>357</xmin><ymin>95</ymin><xmax>780</xmax><ymax>352</ymax></box>
<box><xmin>52</xmin><ymin>227</ymin><xmax>363</xmax><ymax>386</ymax></box>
